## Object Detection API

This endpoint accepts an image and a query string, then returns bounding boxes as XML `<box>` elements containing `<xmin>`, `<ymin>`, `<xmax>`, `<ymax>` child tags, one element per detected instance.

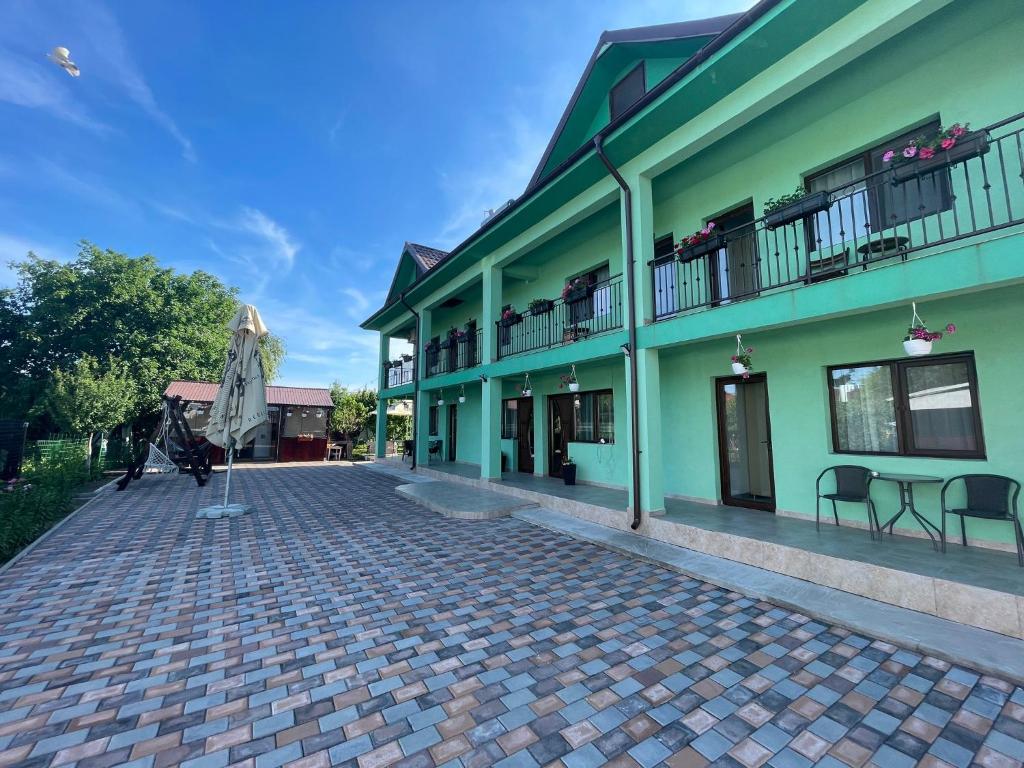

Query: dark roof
<box><xmin>406</xmin><ymin>242</ymin><xmax>449</xmax><ymax>273</ymax></box>
<box><xmin>528</xmin><ymin>13</ymin><xmax>743</xmax><ymax>188</ymax></box>
<box><xmin>164</xmin><ymin>381</ymin><xmax>334</xmax><ymax>408</ymax></box>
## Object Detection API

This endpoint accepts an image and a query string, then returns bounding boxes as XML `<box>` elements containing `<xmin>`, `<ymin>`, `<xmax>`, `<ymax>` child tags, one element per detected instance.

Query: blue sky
<box><xmin>0</xmin><ymin>0</ymin><xmax>752</xmax><ymax>388</ymax></box>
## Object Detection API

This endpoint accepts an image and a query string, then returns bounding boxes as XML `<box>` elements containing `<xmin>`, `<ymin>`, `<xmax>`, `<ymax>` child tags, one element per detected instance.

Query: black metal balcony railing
<box><xmin>496</xmin><ymin>276</ymin><xmax>624</xmax><ymax>359</ymax></box>
<box><xmin>383</xmin><ymin>358</ymin><xmax>415</xmax><ymax>388</ymax></box>
<box><xmin>652</xmin><ymin>112</ymin><xmax>1024</xmax><ymax>320</ymax></box>
<box><xmin>425</xmin><ymin>329</ymin><xmax>483</xmax><ymax>378</ymax></box>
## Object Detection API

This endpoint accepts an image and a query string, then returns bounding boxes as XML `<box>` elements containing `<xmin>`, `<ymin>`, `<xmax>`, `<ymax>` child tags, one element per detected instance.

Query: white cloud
<box><xmin>236</xmin><ymin>208</ymin><xmax>300</xmax><ymax>270</ymax></box>
<box><xmin>0</xmin><ymin>232</ymin><xmax>72</xmax><ymax>287</ymax></box>
<box><xmin>73</xmin><ymin>1</ymin><xmax>197</xmax><ymax>162</ymax></box>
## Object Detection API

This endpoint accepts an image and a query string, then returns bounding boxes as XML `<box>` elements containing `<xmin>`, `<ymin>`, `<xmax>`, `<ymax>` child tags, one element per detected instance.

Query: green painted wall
<box><xmin>501</xmin><ymin>203</ymin><xmax>621</xmax><ymax>317</ymax></box>
<box><xmin>659</xmin><ymin>285</ymin><xmax>1024</xmax><ymax>544</ymax></box>
<box><xmin>499</xmin><ymin>361</ymin><xmax>627</xmax><ymax>486</ymax></box>
<box><xmin>651</xmin><ymin>0</ymin><xmax>1022</xmax><ymax>239</ymax></box>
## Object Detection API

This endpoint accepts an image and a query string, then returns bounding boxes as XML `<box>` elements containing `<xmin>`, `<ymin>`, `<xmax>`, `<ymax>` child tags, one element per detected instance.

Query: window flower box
<box><xmin>529</xmin><ymin>298</ymin><xmax>554</xmax><ymax>315</ymax></box>
<box><xmin>563</xmin><ymin>284</ymin><xmax>590</xmax><ymax>304</ymax></box>
<box><xmin>763</xmin><ymin>190</ymin><xmax>831</xmax><ymax>230</ymax></box>
<box><xmin>400</xmin><ymin>354</ymin><xmax>413</xmax><ymax>362</ymax></box>
<box><xmin>499</xmin><ymin>311</ymin><xmax>522</xmax><ymax>328</ymax></box>
<box><xmin>676</xmin><ymin>233</ymin><xmax>725</xmax><ymax>262</ymax></box>
<box><xmin>892</xmin><ymin>132</ymin><xmax>989</xmax><ymax>183</ymax></box>
<box><xmin>439</xmin><ymin>338</ymin><xmax>454</xmax><ymax>350</ymax></box>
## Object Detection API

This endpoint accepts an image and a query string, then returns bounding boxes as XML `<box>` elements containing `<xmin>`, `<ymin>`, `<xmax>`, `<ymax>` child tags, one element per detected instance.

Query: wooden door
<box><xmin>548</xmin><ymin>395</ymin><xmax>574</xmax><ymax>478</ymax></box>
<box><xmin>516</xmin><ymin>397</ymin><xmax>534</xmax><ymax>473</ymax></box>
<box><xmin>447</xmin><ymin>405</ymin><xmax>458</xmax><ymax>462</ymax></box>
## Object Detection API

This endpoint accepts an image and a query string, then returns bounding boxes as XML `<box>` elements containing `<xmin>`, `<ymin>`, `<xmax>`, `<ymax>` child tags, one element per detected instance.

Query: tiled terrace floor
<box><xmin>423</xmin><ymin>461</ymin><xmax>1024</xmax><ymax>598</ymax></box>
<box><xmin>1</xmin><ymin>465</ymin><xmax>1023</xmax><ymax>768</ymax></box>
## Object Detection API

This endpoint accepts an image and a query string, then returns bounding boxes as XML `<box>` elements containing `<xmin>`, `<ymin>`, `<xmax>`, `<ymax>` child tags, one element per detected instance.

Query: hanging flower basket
<box><xmin>458</xmin><ymin>395</ymin><xmax>466</xmax><ymax>404</ymax></box>
<box><xmin>560</xmin><ymin>365</ymin><xmax>580</xmax><ymax>392</ymax></box>
<box><xmin>763</xmin><ymin>189</ymin><xmax>831</xmax><ymax>230</ymax></box>
<box><xmin>903</xmin><ymin>302</ymin><xmax>955</xmax><ymax>356</ymax></box>
<box><xmin>568</xmin><ymin>382</ymin><xmax>580</xmax><ymax>393</ymax></box>
<box><xmin>730</xmin><ymin>335</ymin><xmax>753</xmax><ymax>379</ymax></box>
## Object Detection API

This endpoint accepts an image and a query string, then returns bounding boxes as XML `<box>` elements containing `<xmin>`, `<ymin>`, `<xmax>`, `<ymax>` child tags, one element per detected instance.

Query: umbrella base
<box><xmin>196</xmin><ymin>503</ymin><xmax>253</xmax><ymax>519</ymax></box>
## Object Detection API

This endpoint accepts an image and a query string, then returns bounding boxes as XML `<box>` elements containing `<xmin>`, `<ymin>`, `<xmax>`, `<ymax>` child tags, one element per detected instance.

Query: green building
<box><xmin>363</xmin><ymin>0</ymin><xmax>1024</xmax><ymax>636</ymax></box>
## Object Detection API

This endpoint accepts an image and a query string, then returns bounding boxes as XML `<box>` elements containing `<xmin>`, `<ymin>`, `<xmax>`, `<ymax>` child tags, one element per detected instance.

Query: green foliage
<box><xmin>386</xmin><ymin>414</ymin><xmax>412</xmax><ymax>442</ymax></box>
<box><xmin>0</xmin><ymin>442</ymin><xmax>88</xmax><ymax>563</ymax></box>
<box><xmin>0</xmin><ymin>242</ymin><xmax>286</xmax><ymax>430</ymax></box>
<box><xmin>42</xmin><ymin>355</ymin><xmax>137</xmax><ymax>434</ymax></box>
<box><xmin>762</xmin><ymin>187</ymin><xmax>808</xmax><ymax>216</ymax></box>
<box><xmin>329</xmin><ymin>382</ymin><xmax>377</xmax><ymax>438</ymax></box>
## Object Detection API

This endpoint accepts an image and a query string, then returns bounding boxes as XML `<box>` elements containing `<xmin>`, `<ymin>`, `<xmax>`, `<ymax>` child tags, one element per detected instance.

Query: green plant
<box><xmin>528</xmin><ymin>298</ymin><xmax>552</xmax><ymax>312</ymax></box>
<box><xmin>763</xmin><ymin>187</ymin><xmax>809</xmax><ymax>216</ymax></box>
<box><xmin>0</xmin><ymin>443</ymin><xmax>89</xmax><ymax>563</ymax></box>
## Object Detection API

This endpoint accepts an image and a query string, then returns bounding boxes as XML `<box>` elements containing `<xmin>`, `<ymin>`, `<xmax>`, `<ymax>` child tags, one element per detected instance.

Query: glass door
<box><xmin>716</xmin><ymin>374</ymin><xmax>775</xmax><ymax>511</ymax></box>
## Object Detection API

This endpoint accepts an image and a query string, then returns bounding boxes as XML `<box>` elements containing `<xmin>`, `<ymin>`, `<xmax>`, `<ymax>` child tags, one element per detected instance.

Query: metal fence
<box><xmin>425</xmin><ymin>329</ymin><xmax>483</xmax><ymax>378</ymax></box>
<box><xmin>496</xmin><ymin>276</ymin><xmax>624</xmax><ymax>359</ymax></box>
<box><xmin>652</xmin><ymin>112</ymin><xmax>1024</xmax><ymax>319</ymax></box>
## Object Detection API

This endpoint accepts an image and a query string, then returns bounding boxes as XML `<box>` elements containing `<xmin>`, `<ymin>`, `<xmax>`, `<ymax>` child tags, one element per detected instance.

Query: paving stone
<box><xmin>0</xmin><ymin>465</ymin><xmax>1016</xmax><ymax>768</ymax></box>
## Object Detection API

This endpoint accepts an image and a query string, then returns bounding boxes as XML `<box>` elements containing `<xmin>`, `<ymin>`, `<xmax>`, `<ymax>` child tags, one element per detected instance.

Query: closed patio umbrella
<box><xmin>197</xmin><ymin>304</ymin><xmax>269</xmax><ymax>518</ymax></box>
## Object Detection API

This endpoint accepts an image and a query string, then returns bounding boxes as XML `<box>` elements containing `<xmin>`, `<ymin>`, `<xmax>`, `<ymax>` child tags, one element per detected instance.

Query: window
<box><xmin>428</xmin><ymin>405</ymin><xmax>439</xmax><ymax>436</ymax></box>
<box><xmin>609</xmin><ymin>64</ymin><xmax>645</xmax><ymax>122</ymax></box>
<box><xmin>653</xmin><ymin>235</ymin><xmax>678</xmax><ymax>318</ymax></box>
<box><xmin>828</xmin><ymin>353</ymin><xmax>984</xmax><ymax>459</ymax></box>
<box><xmin>502</xmin><ymin>399</ymin><xmax>518</xmax><ymax>439</ymax></box>
<box><xmin>571</xmin><ymin>389</ymin><xmax>615</xmax><ymax>444</ymax></box>
<box><xmin>807</xmin><ymin>120</ymin><xmax>952</xmax><ymax>250</ymax></box>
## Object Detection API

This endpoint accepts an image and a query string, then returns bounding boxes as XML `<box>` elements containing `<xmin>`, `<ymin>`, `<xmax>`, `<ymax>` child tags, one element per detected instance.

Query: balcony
<box><xmin>383</xmin><ymin>357</ymin><xmax>415</xmax><ymax>389</ymax></box>
<box><xmin>425</xmin><ymin>329</ymin><xmax>482</xmax><ymax>378</ymax></box>
<box><xmin>651</xmin><ymin>112</ymin><xmax>1024</xmax><ymax>320</ymax></box>
<box><xmin>496</xmin><ymin>275</ymin><xmax>624</xmax><ymax>360</ymax></box>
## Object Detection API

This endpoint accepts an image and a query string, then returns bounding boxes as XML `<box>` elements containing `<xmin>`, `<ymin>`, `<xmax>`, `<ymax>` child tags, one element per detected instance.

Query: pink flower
<box><xmin>882</xmin><ymin>150</ymin><xmax>895</xmax><ymax>163</ymax></box>
<box><xmin>918</xmin><ymin>147</ymin><xmax>935</xmax><ymax>160</ymax></box>
<box><xmin>940</xmin><ymin>137</ymin><xmax>956</xmax><ymax>150</ymax></box>
<box><xmin>746</xmin><ymin>347</ymin><xmax>753</xmax><ymax>354</ymax></box>
<box><xmin>699</xmin><ymin>227</ymin><xmax>710</xmax><ymax>237</ymax></box>
<box><xmin>951</xmin><ymin>124</ymin><xmax>965</xmax><ymax>137</ymax></box>
<box><xmin>742</xmin><ymin>372</ymin><xmax>750</xmax><ymax>380</ymax></box>
<box><xmin>706</xmin><ymin>221</ymin><xmax>716</xmax><ymax>230</ymax></box>
<box><xmin>902</xmin><ymin>146</ymin><xmax>917</xmax><ymax>159</ymax></box>
<box><xmin>730</xmin><ymin>355</ymin><xmax>738</xmax><ymax>363</ymax></box>
<box><xmin>946</xmin><ymin>323</ymin><xmax>957</xmax><ymax>334</ymax></box>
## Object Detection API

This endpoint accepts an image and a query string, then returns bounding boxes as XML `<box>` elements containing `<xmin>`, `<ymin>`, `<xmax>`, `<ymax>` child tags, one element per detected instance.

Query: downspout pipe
<box><xmin>593</xmin><ymin>136</ymin><xmax>642</xmax><ymax>530</ymax></box>
<box><xmin>399</xmin><ymin>291</ymin><xmax>420</xmax><ymax>470</ymax></box>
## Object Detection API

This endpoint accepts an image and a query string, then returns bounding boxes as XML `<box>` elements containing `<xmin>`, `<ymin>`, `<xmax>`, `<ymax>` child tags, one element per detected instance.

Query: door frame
<box><xmin>447</xmin><ymin>404</ymin><xmax>457</xmax><ymax>462</ymax></box>
<box><xmin>516</xmin><ymin>397</ymin><xmax>534</xmax><ymax>474</ymax></box>
<box><xmin>714</xmin><ymin>373</ymin><xmax>776</xmax><ymax>512</ymax></box>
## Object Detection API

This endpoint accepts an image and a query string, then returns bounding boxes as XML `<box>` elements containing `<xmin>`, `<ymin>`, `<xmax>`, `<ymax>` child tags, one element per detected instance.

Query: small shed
<box><xmin>163</xmin><ymin>381</ymin><xmax>334</xmax><ymax>463</ymax></box>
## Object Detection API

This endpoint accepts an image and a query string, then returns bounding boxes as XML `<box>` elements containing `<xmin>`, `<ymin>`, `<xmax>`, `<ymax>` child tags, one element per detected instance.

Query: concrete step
<box><xmin>396</xmin><ymin>480</ymin><xmax>537</xmax><ymax>520</ymax></box>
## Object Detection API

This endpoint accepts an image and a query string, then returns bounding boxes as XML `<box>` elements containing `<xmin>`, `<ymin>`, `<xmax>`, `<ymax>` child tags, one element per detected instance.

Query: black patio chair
<box><xmin>428</xmin><ymin>440</ymin><xmax>441</xmax><ymax>462</ymax></box>
<box><xmin>816</xmin><ymin>465</ymin><xmax>880</xmax><ymax>540</ymax></box>
<box><xmin>941</xmin><ymin>474</ymin><xmax>1022</xmax><ymax>566</ymax></box>
<box><xmin>402</xmin><ymin>440</ymin><xmax>414</xmax><ymax>462</ymax></box>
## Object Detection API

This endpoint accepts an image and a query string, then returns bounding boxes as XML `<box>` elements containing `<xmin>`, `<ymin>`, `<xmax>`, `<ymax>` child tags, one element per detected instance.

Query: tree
<box><xmin>0</xmin><ymin>242</ymin><xmax>286</xmax><ymax>432</ymax></box>
<box><xmin>329</xmin><ymin>382</ymin><xmax>377</xmax><ymax>439</ymax></box>
<box><xmin>42</xmin><ymin>355</ymin><xmax>137</xmax><ymax>434</ymax></box>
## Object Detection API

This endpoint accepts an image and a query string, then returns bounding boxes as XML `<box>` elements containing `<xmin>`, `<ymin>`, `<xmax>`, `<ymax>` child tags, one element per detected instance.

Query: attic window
<box><xmin>609</xmin><ymin>64</ymin><xmax>646</xmax><ymax>121</ymax></box>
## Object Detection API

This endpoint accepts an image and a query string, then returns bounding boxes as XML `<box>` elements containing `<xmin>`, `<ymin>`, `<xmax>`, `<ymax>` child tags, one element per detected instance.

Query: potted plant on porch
<box><xmin>561</xmin><ymin>457</ymin><xmax>577</xmax><ymax>486</ymax></box>
<box><xmin>675</xmin><ymin>221</ymin><xmax>723</xmax><ymax>262</ymax></box>
<box><xmin>903</xmin><ymin>302</ymin><xmax>955</xmax><ymax>356</ymax></box>
<box><xmin>559</xmin><ymin>365</ymin><xmax>580</xmax><ymax>393</ymax></box>
<box><xmin>529</xmin><ymin>297</ymin><xmax>554</xmax><ymax>315</ymax></box>
<box><xmin>562</xmin><ymin>277</ymin><xmax>590</xmax><ymax>304</ymax></box>
<box><xmin>762</xmin><ymin>187</ymin><xmax>831</xmax><ymax>230</ymax></box>
<box><xmin>499</xmin><ymin>305</ymin><xmax>522</xmax><ymax>327</ymax></box>
<box><xmin>883</xmin><ymin>123</ymin><xmax>989</xmax><ymax>184</ymax></box>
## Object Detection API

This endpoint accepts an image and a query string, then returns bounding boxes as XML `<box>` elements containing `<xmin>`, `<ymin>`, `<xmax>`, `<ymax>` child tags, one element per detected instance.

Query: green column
<box><xmin>533</xmin><ymin>393</ymin><xmax>548</xmax><ymax>477</ymax></box>
<box><xmin>634</xmin><ymin>348</ymin><xmax>665</xmax><ymax>516</ymax></box>
<box><xmin>632</xmin><ymin>174</ymin><xmax>656</xmax><ymax>326</ymax></box>
<box><xmin>481</xmin><ymin>264</ymin><xmax>501</xmax><ymax>364</ymax></box>
<box><xmin>415</xmin><ymin>389</ymin><xmax>433</xmax><ymax>466</ymax></box>
<box><xmin>374</xmin><ymin>396</ymin><xmax>388</xmax><ymax>458</ymax></box>
<box><xmin>481</xmin><ymin>376</ymin><xmax>502</xmax><ymax>479</ymax></box>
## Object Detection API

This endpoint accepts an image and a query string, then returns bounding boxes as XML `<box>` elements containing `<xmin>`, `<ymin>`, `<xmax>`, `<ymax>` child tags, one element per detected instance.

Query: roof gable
<box><xmin>383</xmin><ymin>242</ymin><xmax>449</xmax><ymax>306</ymax></box>
<box><xmin>530</xmin><ymin>15</ymin><xmax>742</xmax><ymax>187</ymax></box>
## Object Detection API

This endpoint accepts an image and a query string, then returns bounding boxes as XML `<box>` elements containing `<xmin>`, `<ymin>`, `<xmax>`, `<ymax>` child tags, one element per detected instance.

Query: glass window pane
<box><xmin>809</xmin><ymin>159</ymin><xmax>867</xmax><ymax>251</ymax></box>
<box><xmin>905</xmin><ymin>360</ymin><xmax>979</xmax><ymax>453</ymax></box>
<box><xmin>575</xmin><ymin>393</ymin><xmax>595</xmax><ymax>442</ymax></box>
<box><xmin>502</xmin><ymin>400</ymin><xmax>518</xmax><ymax>439</ymax></box>
<box><xmin>597</xmin><ymin>393</ymin><xmax>614</xmax><ymax>443</ymax></box>
<box><xmin>830</xmin><ymin>365</ymin><xmax>897</xmax><ymax>453</ymax></box>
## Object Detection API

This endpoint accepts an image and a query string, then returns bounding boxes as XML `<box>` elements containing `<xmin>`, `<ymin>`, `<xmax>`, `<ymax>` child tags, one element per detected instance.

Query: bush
<box><xmin>0</xmin><ymin>443</ymin><xmax>89</xmax><ymax>563</ymax></box>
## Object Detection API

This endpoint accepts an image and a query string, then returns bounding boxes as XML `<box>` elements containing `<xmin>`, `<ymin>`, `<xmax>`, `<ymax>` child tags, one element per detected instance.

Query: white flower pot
<box><xmin>731</xmin><ymin>362</ymin><xmax>749</xmax><ymax>375</ymax></box>
<box><xmin>903</xmin><ymin>339</ymin><xmax>932</xmax><ymax>356</ymax></box>
<box><xmin>458</xmin><ymin>396</ymin><xmax>466</xmax><ymax>404</ymax></box>
<box><xmin>436</xmin><ymin>399</ymin><xmax>444</xmax><ymax>406</ymax></box>
<box><xmin>568</xmin><ymin>382</ymin><xmax>580</xmax><ymax>392</ymax></box>
<box><xmin>522</xmin><ymin>389</ymin><xmax>532</xmax><ymax>397</ymax></box>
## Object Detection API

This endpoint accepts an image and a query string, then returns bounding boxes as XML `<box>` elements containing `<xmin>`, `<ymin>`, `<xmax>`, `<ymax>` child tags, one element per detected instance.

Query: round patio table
<box><xmin>874</xmin><ymin>472</ymin><xmax>943</xmax><ymax>549</ymax></box>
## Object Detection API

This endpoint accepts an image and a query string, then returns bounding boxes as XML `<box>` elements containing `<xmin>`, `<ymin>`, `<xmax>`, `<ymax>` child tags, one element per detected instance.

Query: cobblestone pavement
<box><xmin>0</xmin><ymin>465</ymin><xmax>1022</xmax><ymax>768</ymax></box>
